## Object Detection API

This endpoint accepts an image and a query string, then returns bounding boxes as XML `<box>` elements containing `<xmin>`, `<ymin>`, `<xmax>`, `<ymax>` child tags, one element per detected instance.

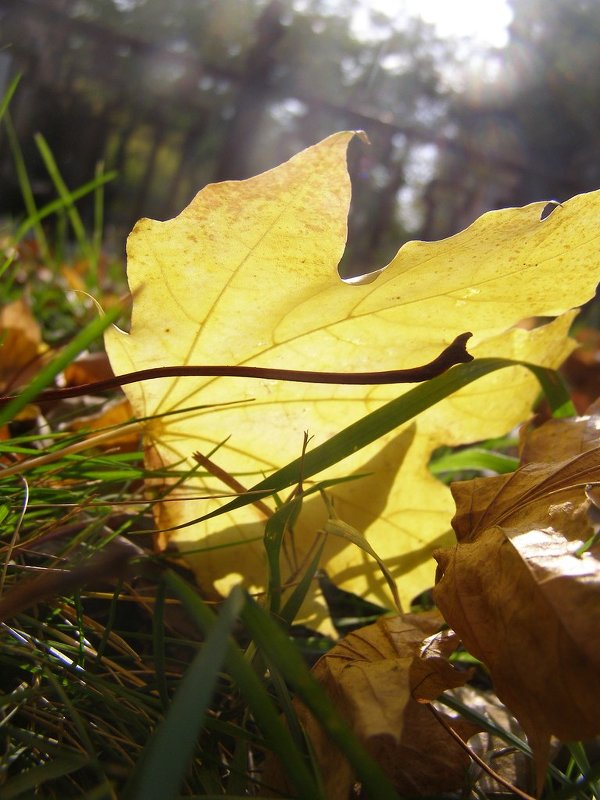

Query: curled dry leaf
<box><xmin>433</xmin><ymin>411</ymin><xmax>600</xmax><ymax>789</ymax></box>
<box><xmin>105</xmin><ymin>131</ymin><xmax>599</xmax><ymax>629</ymax></box>
<box><xmin>263</xmin><ymin>615</ymin><xmax>478</xmax><ymax>798</ymax></box>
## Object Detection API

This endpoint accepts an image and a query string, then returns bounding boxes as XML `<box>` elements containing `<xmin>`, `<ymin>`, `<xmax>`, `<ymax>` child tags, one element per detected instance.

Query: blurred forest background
<box><xmin>1</xmin><ymin>0</ymin><xmax>600</xmax><ymax>274</ymax></box>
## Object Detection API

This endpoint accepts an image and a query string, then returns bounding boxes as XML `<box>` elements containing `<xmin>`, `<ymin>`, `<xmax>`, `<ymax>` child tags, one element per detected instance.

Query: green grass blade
<box><xmin>163</xmin><ymin>570</ymin><xmax>323</xmax><ymax>799</ymax></box>
<box><xmin>92</xmin><ymin>160</ymin><xmax>107</xmax><ymax>260</ymax></box>
<box><xmin>4</xmin><ymin>111</ymin><xmax>50</xmax><ymax>260</ymax></box>
<box><xmin>323</xmin><ymin>513</ymin><xmax>401</xmax><ymax>612</ymax></box>
<box><xmin>566</xmin><ymin>742</ymin><xmax>600</xmax><ymax>800</ymax></box>
<box><xmin>225</xmin><ymin>734</ymin><xmax>252</xmax><ymax>795</ymax></box>
<box><xmin>192</xmin><ymin>359</ymin><xmax>569</xmax><ymax>527</ymax></box>
<box><xmin>430</xmin><ymin>447</ymin><xmax>519</xmax><ymax>475</ymax></box>
<box><xmin>0</xmin><ymin>303</ymin><xmax>124</xmax><ymax>427</ymax></box>
<box><xmin>2</xmin><ymin>724</ymin><xmax>85</xmax><ymax>760</ymax></box>
<box><xmin>41</xmin><ymin>668</ymin><xmax>110</xmax><ymax>789</ymax></box>
<box><xmin>95</xmin><ymin>579</ymin><xmax>124</xmax><ymax>661</ymax></box>
<box><xmin>0</xmin><ymin>73</ymin><xmax>20</xmax><ymax>123</ymax></box>
<box><xmin>240</xmin><ymin>592</ymin><xmax>402</xmax><ymax>800</ymax></box>
<box><xmin>438</xmin><ymin>693</ymin><xmax>575</xmax><ymax>790</ymax></box>
<box><xmin>264</xmin><ymin>496</ymin><xmax>303</xmax><ymax>615</ymax></box>
<box><xmin>1</xmin><ymin>754</ymin><xmax>91</xmax><ymax>799</ymax></box>
<box><xmin>549</xmin><ymin>761</ymin><xmax>600</xmax><ymax>800</ymax></box>
<box><xmin>279</xmin><ymin>536</ymin><xmax>326</xmax><ymax>626</ymax></box>
<box><xmin>35</xmin><ymin>132</ymin><xmax>95</xmax><ymax>267</ymax></box>
<box><xmin>152</xmin><ymin>578</ymin><xmax>170</xmax><ymax>712</ymax></box>
<box><xmin>126</xmin><ymin>586</ymin><xmax>245</xmax><ymax>800</ymax></box>
<box><xmin>438</xmin><ymin>692</ymin><xmax>532</xmax><ymax>754</ymax></box>
<box><xmin>529</xmin><ymin>363</ymin><xmax>576</xmax><ymax>418</ymax></box>
<box><xmin>11</xmin><ymin>170</ymin><xmax>117</xmax><ymax>246</ymax></box>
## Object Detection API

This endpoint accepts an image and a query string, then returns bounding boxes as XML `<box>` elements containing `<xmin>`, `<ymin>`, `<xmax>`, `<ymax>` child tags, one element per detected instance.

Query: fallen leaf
<box><xmin>0</xmin><ymin>298</ymin><xmax>48</xmax><ymax>393</ymax></box>
<box><xmin>68</xmin><ymin>397</ymin><xmax>138</xmax><ymax>450</ymax></box>
<box><xmin>105</xmin><ymin>132</ymin><xmax>599</xmax><ymax>628</ymax></box>
<box><xmin>62</xmin><ymin>351</ymin><xmax>116</xmax><ymax>388</ymax></box>
<box><xmin>263</xmin><ymin>615</ymin><xmax>477</xmax><ymax>797</ymax></box>
<box><xmin>433</xmin><ymin>411</ymin><xmax>600</xmax><ymax>789</ymax></box>
<box><xmin>60</xmin><ymin>260</ymin><xmax>90</xmax><ymax>292</ymax></box>
<box><xmin>62</xmin><ymin>351</ymin><xmax>138</xmax><ymax>449</ymax></box>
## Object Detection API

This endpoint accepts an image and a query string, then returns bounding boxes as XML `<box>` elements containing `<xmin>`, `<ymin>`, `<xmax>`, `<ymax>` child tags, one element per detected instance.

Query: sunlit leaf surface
<box><xmin>105</xmin><ymin>132</ymin><xmax>599</xmax><ymax>628</ymax></box>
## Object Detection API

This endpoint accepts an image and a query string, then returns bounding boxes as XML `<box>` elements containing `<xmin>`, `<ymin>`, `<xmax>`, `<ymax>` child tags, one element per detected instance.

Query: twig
<box><xmin>192</xmin><ymin>451</ymin><xmax>272</xmax><ymax>519</ymax></box>
<box><xmin>0</xmin><ymin>332</ymin><xmax>473</xmax><ymax>406</ymax></box>
<box><xmin>426</xmin><ymin>701</ymin><xmax>536</xmax><ymax>800</ymax></box>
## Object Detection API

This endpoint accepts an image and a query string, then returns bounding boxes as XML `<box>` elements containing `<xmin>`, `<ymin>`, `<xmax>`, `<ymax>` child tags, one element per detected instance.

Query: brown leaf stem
<box><xmin>0</xmin><ymin>332</ymin><xmax>473</xmax><ymax>406</ymax></box>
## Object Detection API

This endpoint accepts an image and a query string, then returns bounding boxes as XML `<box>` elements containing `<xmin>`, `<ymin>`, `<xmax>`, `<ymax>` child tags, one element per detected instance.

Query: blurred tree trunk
<box><xmin>213</xmin><ymin>1</ymin><xmax>285</xmax><ymax>181</ymax></box>
<box><xmin>160</xmin><ymin>121</ymin><xmax>209</xmax><ymax>218</ymax></box>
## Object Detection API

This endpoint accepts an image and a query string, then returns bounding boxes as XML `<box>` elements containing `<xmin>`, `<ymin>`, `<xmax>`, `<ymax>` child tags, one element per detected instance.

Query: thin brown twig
<box><xmin>192</xmin><ymin>451</ymin><xmax>273</xmax><ymax>520</ymax></box>
<box><xmin>0</xmin><ymin>332</ymin><xmax>473</xmax><ymax>406</ymax></box>
<box><xmin>425</xmin><ymin>701</ymin><xmax>536</xmax><ymax>800</ymax></box>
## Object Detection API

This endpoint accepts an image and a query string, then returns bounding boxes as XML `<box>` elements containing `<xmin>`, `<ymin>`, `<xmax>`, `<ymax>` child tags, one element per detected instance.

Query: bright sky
<box><xmin>378</xmin><ymin>0</ymin><xmax>513</xmax><ymax>47</ymax></box>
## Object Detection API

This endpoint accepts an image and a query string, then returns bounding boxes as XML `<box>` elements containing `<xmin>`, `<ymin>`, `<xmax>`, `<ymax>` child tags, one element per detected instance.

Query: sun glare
<box><xmin>374</xmin><ymin>0</ymin><xmax>513</xmax><ymax>47</ymax></box>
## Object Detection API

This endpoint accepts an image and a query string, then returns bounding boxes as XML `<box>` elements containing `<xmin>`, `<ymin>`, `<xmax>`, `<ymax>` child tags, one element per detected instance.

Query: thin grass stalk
<box><xmin>34</xmin><ymin>133</ymin><xmax>96</xmax><ymax>268</ymax></box>
<box><xmin>3</xmin><ymin>111</ymin><xmax>50</xmax><ymax>261</ymax></box>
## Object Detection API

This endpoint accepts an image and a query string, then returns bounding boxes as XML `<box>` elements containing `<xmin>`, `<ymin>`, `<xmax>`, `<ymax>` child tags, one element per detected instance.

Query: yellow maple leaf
<box><xmin>105</xmin><ymin>132</ymin><xmax>599</xmax><ymax>629</ymax></box>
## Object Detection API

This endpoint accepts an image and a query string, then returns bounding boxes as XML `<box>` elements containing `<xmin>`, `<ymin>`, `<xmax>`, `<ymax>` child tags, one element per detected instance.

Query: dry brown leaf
<box><xmin>433</xmin><ymin>411</ymin><xmax>600</xmax><ymax>790</ymax></box>
<box><xmin>0</xmin><ymin>298</ymin><xmax>48</xmax><ymax>393</ymax></box>
<box><xmin>62</xmin><ymin>353</ymin><xmax>138</xmax><ymax>449</ymax></box>
<box><xmin>62</xmin><ymin>351</ymin><xmax>116</xmax><ymax>388</ymax></box>
<box><xmin>68</xmin><ymin>397</ymin><xmax>138</xmax><ymax>450</ymax></box>
<box><xmin>264</xmin><ymin>615</ymin><xmax>477</xmax><ymax>797</ymax></box>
